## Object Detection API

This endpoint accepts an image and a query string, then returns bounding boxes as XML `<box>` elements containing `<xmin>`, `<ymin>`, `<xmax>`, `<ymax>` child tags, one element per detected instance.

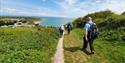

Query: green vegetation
<box><xmin>73</xmin><ymin>10</ymin><xmax>125</xmax><ymax>42</ymax></box>
<box><xmin>64</xmin><ymin>28</ymin><xmax>125</xmax><ymax>63</ymax></box>
<box><xmin>0</xmin><ymin>27</ymin><xmax>60</xmax><ymax>63</ymax></box>
<box><xmin>73</xmin><ymin>10</ymin><xmax>125</xmax><ymax>28</ymax></box>
<box><xmin>64</xmin><ymin>10</ymin><xmax>125</xmax><ymax>63</ymax></box>
<box><xmin>0</xmin><ymin>10</ymin><xmax>125</xmax><ymax>63</ymax></box>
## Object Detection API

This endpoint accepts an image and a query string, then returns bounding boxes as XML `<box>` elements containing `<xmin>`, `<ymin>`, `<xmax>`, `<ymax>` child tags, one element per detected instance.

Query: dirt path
<box><xmin>63</xmin><ymin>30</ymin><xmax>90</xmax><ymax>63</ymax></box>
<box><xmin>53</xmin><ymin>33</ymin><xmax>64</xmax><ymax>63</ymax></box>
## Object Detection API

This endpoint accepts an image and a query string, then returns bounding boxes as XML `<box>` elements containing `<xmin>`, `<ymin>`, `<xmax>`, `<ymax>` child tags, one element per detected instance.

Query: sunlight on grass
<box><xmin>64</xmin><ymin>28</ymin><xmax>125</xmax><ymax>63</ymax></box>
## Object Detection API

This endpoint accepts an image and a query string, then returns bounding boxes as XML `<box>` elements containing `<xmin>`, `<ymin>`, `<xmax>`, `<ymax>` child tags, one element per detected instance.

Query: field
<box><xmin>0</xmin><ymin>10</ymin><xmax>125</xmax><ymax>63</ymax></box>
<box><xmin>64</xmin><ymin>28</ymin><xmax>125</xmax><ymax>63</ymax></box>
<box><xmin>0</xmin><ymin>27</ymin><xmax>60</xmax><ymax>63</ymax></box>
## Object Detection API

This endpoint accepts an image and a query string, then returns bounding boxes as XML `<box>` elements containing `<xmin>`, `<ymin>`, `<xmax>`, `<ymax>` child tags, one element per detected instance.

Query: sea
<box><xmin>39</xmin><ymin>17</ymin><xmax>75</xmax><ymax>27</ymax></box>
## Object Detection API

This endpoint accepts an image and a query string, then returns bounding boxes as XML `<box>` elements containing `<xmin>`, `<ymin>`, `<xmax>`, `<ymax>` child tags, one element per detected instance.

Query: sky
<box><xmin>0</xmin><ymin>0</ymin><xmax>125</xmax><ymax>18</ymax></box>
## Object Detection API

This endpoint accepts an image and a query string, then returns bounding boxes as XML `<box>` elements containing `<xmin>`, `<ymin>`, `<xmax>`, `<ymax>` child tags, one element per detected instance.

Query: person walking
<box><xmin>59</xmin><ymin>24</ymin><xmax>65</xmax><ymax>37</ymax></box>
<box><xmin>82</xmin><ymin>17</ymin><xmax>99</xmax><ymax>54</ymax></box>
<box><xmin>66</xmin><ymin>23</ymin><xmax>72</xmax><ymax>34</ymax></box>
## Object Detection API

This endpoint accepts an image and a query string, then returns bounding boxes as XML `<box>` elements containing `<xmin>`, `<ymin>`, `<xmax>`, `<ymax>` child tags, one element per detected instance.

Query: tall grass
<box><xmin>0</xmin><ymin>27</ymin><xmax>60</xmax><ymax>63</ymax></box>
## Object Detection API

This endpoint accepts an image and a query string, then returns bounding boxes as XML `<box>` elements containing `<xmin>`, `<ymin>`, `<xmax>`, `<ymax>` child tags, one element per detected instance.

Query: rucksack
<box><xmin>88</xmin><ymin>23</ymin><xmax>99</xmax><ymax>39</ymax></box>
<box><xmin>67</xmin><ymin>24</ymin><xmax>72</xmax><ymax>30</ymax></box>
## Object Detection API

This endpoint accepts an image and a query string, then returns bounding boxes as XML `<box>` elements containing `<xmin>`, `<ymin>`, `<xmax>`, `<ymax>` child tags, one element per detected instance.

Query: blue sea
<box><xmin>39</xmin><ymin>17</ymin><xmax>74</xmax><ymax>27</ymax></box>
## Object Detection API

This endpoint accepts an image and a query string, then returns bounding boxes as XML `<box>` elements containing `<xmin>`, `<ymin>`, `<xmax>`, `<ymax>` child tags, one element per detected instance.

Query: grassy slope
<box><xmin>0</xmin><ymin>27</ymin><xmax>59</xmax><ymax>63</ymax></box>
<box><xmin>64</xmin><ymin>28</ymin><xmax>125</xmax><ymax>63</ymax></box>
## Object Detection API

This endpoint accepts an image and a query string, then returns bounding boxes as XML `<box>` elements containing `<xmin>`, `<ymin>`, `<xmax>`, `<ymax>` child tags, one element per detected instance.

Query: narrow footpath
<box><xmin>53</xmin><ymin>33</ymin><xmax>64</xmax><ymax>63</ymax></box>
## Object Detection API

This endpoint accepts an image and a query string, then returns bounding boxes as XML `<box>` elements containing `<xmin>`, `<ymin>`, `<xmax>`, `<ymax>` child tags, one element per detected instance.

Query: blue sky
<box><xmin>0</xmin><ymin>0</ymin><xmax>125</xmax><ymax>18</ymax></box>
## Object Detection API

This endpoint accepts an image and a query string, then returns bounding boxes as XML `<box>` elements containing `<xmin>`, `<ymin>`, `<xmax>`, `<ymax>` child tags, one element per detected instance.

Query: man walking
<box><xmin>59</xmin><ymin>24</ymin><xmax>65</xmax><ymax>37</ymax></box>
<box><xmin>66</xmin><ymin>23</ymin><xmax>72</xmax><ymax>34</ymax></box>
<box><xmin>82</xmin><ymin>17</ymin><xmax>98</xmax><ymax>54</ymax></box>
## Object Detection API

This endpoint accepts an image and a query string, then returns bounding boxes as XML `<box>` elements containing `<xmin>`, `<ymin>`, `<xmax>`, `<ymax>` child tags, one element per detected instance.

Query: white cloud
<box><xmin>41</xmin><ymin>0</ymin><xmax>46</xmax><ymax>2</ymax></box>
<box><xmin>105</xmin><ymin>0</ymin><xmax>125</xmax><ymax>14</ymax></box>
<box><xmin>1</xmin><ymin>8</ymin><xmax>17</xmax><ymax>13</ymax></box>
<box><xmin>0</xmin><ymin>6</ymin><xmax>63</xmax><ymax>17</ymax></box>
<box><xmin>64</xmin><ymin>0</ymin><xmax>78</xmax><ymax>6</ymax></box>
<box><xmin>54</xmin><ymin>0</ymin><xmax>125</xmax><ymax>17</ymax></box>
<box><xmin>0</xmin><ymin>0</ymin><xmax>125</xmax><ymax>17</ymax></box>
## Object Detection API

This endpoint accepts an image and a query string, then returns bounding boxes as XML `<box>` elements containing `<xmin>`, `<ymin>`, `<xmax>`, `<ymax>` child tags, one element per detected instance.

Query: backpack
<box><xmin>67</xmin><ymin>24</ymin><xmax>72</xmax><ymax>30</ymax></box>
<box><xmin>88</xmin><ymin>23</ymin><xmax>99</xmax><ymax>39</ymax></box>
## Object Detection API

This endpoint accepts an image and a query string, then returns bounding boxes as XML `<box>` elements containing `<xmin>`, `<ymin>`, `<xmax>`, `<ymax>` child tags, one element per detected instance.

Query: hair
<box><xmin>87</xmin><ymin>17</ymin><xmax>92</xmax><ymax>20</ymax></box>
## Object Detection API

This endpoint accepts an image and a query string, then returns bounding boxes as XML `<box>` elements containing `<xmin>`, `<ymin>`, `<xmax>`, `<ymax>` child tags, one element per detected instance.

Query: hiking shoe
<box><xmin>91</xmin><ymin>51</ymin><xmax>94</xmax><ymax>54</ymax></box>
<box><xmin>82</xmin><ymin>48</ymin><xmax>86</xmax><ymax>52</ymax></box>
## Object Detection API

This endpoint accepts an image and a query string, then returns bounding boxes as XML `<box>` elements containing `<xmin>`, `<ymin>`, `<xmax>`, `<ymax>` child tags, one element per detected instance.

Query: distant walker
<box><xmin>59</xmin><ymin>24</ymin><xmax>65</xmax><ymax>37</ymax></box>
<box><xmin>66</xmin><ymin>23</ymin><xmax>73</xmax><ymax>34</ymax></box>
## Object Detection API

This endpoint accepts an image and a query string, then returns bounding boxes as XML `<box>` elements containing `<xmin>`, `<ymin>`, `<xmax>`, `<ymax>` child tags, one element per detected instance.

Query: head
<box><xmin>86</xmin><ymin>17</ymin><xmax>92</xmax><ymax>22</ymax></box>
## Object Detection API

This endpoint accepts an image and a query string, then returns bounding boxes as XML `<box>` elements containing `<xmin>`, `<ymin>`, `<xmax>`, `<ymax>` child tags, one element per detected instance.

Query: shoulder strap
<box><xmin>87</xmin><ymin>22</ymin><xmax>93</xmax><ymax>26</ymax></box>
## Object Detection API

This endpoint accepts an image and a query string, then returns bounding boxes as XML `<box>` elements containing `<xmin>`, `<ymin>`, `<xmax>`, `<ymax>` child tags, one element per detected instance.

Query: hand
<box><xmin>86</xmin><ymin>37</ymin><xmax>88</xmax><ymax>42</ymax></box>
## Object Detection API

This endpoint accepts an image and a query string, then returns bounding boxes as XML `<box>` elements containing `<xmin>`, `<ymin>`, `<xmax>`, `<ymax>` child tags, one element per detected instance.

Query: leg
<box><xmin>89</xmin><ymin>38</ymin><xmax>94</xmax><ymax>53</ymax></box>
<box><xmin>60</xmin><ymin>30</ymin><xmax>63</xmax><ymax>37</ymax></box>
<box><xmin>68</xmin><ymin>29</ymin><xmax>70</xmax><ymax>34</ymax></box>
<box><xmin>62</xmin><ymin>30</ymin><xmax>64</xmax><ymax>36</ymax></box>
<box><xmin>82</xmin><ymin>37</ymin><xmax>88</xmax><ymax>51</ymax></box>
<box><xmin>59</xmin><ymin>28</ymin><xmax>61</xmax><ymax>34</ymax></box>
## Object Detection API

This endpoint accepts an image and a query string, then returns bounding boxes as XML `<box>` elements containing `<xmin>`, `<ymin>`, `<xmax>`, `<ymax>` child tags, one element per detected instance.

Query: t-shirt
<box><xmin>85</xmin><ymin>23</ymin><xmax>91</xmax><ymax>31</ymax></box>
<box><xmin>61</xmin><ymin>25</ymin><xmax>64</xmax><ymax>30</ymax></box>
<box><xmin>84</xmin><ymin>20</ymin><xmax>93</xmax><ymax>31</ymax></box>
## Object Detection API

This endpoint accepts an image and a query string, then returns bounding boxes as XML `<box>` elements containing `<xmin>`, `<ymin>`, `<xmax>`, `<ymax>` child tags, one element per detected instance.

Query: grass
<box><xmin>0</xmin><ymin>27</ymin><xmax>60</xmax><ymax>63</ymax></box>
<box><xmin>64</xmin><ymin>28</ymin><xmax>125</xmax><ymax>63</ymax></box>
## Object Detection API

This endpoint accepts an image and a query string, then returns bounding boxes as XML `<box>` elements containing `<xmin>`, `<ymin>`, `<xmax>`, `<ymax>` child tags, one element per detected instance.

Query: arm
<box><xmin>84</xmin><ymin>24</ymin><xmax>89</xmax><ymax>41</ymax></box>
<box><xmin>85</xmin><ymin>30</ymin><xmax>88</xmax><ymax>41</ymax></box>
